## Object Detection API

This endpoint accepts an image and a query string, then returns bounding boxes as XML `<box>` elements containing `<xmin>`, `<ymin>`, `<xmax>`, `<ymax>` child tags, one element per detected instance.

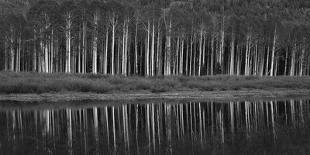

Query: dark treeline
<box><xmin>1</xmin><ymin>0</ymin><xmax>310</xmax><ymax>76</ymax></box>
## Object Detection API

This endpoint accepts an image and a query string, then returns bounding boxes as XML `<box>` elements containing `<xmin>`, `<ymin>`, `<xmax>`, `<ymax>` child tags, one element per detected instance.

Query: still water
<box><xmin>0</xmin><ymin>99</ymin><xmax>310</xmax><ymax>155</ymax></box>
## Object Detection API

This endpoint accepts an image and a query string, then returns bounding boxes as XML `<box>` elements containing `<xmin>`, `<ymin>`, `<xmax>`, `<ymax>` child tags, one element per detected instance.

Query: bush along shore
<box><xmin>0</xmin><ymin>72</ymin><xmax>310</xmax><ymax>94</ymax></box>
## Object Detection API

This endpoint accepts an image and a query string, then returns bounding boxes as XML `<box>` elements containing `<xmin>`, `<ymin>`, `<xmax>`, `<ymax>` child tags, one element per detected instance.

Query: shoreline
<box><xmin>0</xmin><ymin>89</ymin><xmax>310</xmax><ymax>103</ymax></box>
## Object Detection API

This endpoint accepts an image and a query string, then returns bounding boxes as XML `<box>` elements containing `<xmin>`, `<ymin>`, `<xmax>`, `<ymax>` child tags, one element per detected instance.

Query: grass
<box><xmin>0</xmin><ymin>71</ymin><xmax>310</xmax><ymax>94</ymax></box>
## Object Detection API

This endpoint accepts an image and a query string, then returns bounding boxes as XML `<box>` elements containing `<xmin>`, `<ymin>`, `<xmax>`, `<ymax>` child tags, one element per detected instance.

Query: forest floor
<box><xmin>0</xmin><ymin>72</ymin><xmax>310</xmax><ymax>102</ymax></box>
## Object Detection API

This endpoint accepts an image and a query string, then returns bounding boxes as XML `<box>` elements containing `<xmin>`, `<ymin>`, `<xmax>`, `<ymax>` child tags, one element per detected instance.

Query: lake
<box><xmin>0</xmin><ymin>99</ymin><xmax>310</xmax><ymax>154</ymax></box>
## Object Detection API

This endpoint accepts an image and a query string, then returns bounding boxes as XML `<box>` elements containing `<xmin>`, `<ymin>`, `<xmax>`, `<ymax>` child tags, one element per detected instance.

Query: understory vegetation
<box><xmin>1</xmin><ymin>72</ymin><xmax>310</xmax><ymax>94</ymax></box>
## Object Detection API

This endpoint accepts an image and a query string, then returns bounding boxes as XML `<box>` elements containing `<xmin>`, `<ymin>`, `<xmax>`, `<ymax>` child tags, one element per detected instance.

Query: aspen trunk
<box><xmin>82</xmin><ymin>20</ymin><xmax>87</xmax><ymax>74</ymax></box>
<box><xmin>198</xmin><ymin>29</ymin><xmax>203</xmax><ymax>76</ymax></box>
<box><xmin>65</xmin><ymin>13</ymin><xmax>72</xmax><ymax>73</ymax></box>
<box><xmin>270</xmin><ymin>26</ymin><xmax>277</xmax><ymax>77</ymax></box>
<box><xmin>4</xmin><ymin>38</ymin><xmax>8</xmax><ymax>71</ymax></box>
<box><xmin>230</xmin><ymin>29</ymin><xmax>235</xmax><ymax>75</ymax></box>
<box><xmin>104</xmin><ymin>27</ymin><xmax>108</xmax><ymax>74</ymax></box>
<box><xmin>211</xmin><ymin>33</ymin><xmax>214</xmax><ymax>75</ymax></box>
<box><xmin>10</xmin><ymin>25</ymin><xmax>14</xmax><ymax>71</ymax></box>
<box><xmin>134</xmin><ymin>21</ymin><xmax>138</xmax><ymax>75</ymax></box>
<box><xmin>146</xmin><ymin>20</ymin><xmax>150</xmax><ymax>76</ymax></box>
<box><xmin>299</xmin><ymin>38</ymin><xmax>305</xmax><ymax>76</ymax></box>
<box><xmin>290</xmin><ymin>43</ymin><xmax>296</xmax><ymax>76</ymax></box>
<box><xmin>111</xmin><ymin>14</ymin><xmax>116</xmax><ymax>75</ymax></box>
<box><xmin>151</xmin><ymin>22</ymin><xmax>155</xmax><ymax>76</ymax></box>
<box><xmin>92</xmin><ymin>11</ymin><xmax>99</xmax><ymax>74</ymax></box>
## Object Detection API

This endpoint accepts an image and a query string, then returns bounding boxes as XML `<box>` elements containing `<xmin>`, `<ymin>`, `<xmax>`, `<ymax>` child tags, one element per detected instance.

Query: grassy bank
<box><xmin>0</xmin><ymin>72</ymin><xmax>310</xmax><ymax>94</ymax></box>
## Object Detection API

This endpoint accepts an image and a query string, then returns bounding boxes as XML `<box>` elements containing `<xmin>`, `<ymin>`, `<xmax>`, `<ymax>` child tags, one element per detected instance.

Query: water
<box><xmin>0</xmin><ymin>99</ymin><xmax>310</xmax><ymax>155</ymax></box>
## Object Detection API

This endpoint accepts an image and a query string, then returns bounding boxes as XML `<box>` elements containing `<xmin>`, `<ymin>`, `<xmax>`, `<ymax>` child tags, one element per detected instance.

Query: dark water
<box><xmin>1</xmin><ymin>99</ymin><xmax>310</xmax><ymax>155</ymax></box>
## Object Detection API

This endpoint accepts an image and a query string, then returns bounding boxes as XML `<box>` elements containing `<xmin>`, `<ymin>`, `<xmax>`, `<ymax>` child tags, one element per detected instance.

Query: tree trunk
<box><xmin>211</xmin><ymin>33</ymin><xmax>214</xmax><ymax>75</ymax></box>
<box><xmin>198</xmin><ymin>28</ymin><xmax>203</xmax><ymax>76</ymax></box>
<box><xmin>65</xmin><ymin>13</ymin><xmax>72</xmax><ymax>73</ymax></box>
<box><xmin>299</xmin><ymin>38</ymin><xmax>305</xmax><ymax>76</ymax></box>
<box><xmin>151</xmin><ymin>22</ymin><xmax>155</xmax><ymax>76</ymax></box>
<box><xmin>134</xmin><ymin>21</ymin><xmax>138</xmax><ymax>75</ymax></box>
<box><xmin>4</xmin><ymin>38</ymin><xmax>8</xmax><ymax>71</ymax></box>
<box><xmin>270</xmin><ymin>26</ymin><xmax>277</xmax><ymax>77</ymax></box>
<box><xmin>230</xmin><ymin>29</ymin><xmax>235</xmax><ymax>75</ymax></box>
<box><xmin>290</xmin><ymin>43</ymin><xmax>296</xmax><ymax>76</ymax></box>
<box><xmin>284</xmin><ymin>47</ymin><xmax>288</xmax><ymax>75</ymax></box>
<box><xmin>82</xmin><ymin>19</ymin><xmax>87</xmax><ymax>74</ymax></box>
<box><xmin>10</xmin><ymin>25</ymin><xmax>15</xmax><ymax>71</ymax></box>
<box><xmin>104</xmin><ymin>27</ymin><xmax>108</xmax><ymax>75</ymax></box>
<box><xmin>111</xmin><ymin>14</ymin><xmax>116</xmax><ymax>75</ymax></box>
<box><xmin>92</xmin><ymin>11</ymin><xmax>99</xmax><ymax>74</ymax></box>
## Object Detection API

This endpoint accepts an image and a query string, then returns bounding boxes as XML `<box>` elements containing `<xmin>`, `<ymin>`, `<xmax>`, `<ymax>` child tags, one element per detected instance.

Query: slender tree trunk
<box><xmin>284</xmin><ymin>46</ymin><xmax>288</xmax><ymax>75</ymax></box>
<box><xmin>16</xmin><ymin>33</ymin><xmax>21</xmax><ymax>72</ymax></box>
<box><xmin>156</xmin><ymin>22</ymin><xmax>161</xmax><ymax>76</ymax></box>
<box><xmin>92</xmin><ymin>11</ymin><xmax>99</xmax><ymax>74</ymax></box>
<box><xmin>265</xmin><ymin>42</ymin><xmax>270</xmax><ymax>76</ymax></box>
<box><xmin>134</xmin><ymin>21</ymin><xmax>138</xmax><ymax>75</ymax></box>
<box><xmin>146</xmin><ymin>20</ymin><xmax>150</xmax><ymax>76</ymax></box>
<box><xmin>151</xmin><ymin>22</ymin><xmax>155</xmax><ymax>76</ymax></box>
<box><xmin>4</xmin><ymin>38</ymin><xmax>8</xmax><ymax>71</ymax></box>
<box><xmin>104</xmin><ymin>27</ymin><xmax>108</xmax><ymax>74</ymax></box>
<box><xmin>230</xmin><ymin>29</ymin><xmax>235</xmax><ymax>75</ymax></box>
<box><xmin>270</xmin><ymin>26</ymin><xmax>277</xmax><ymax>77</ymax></box>
<box><xmin>179</xmin><ymin>38</ymin><xmax>184</xmax><ymax>75</ymax></box>
<box><xmin>220</xmin><ymin>10</ymin><xmax>225</xmax><ymax>73</ymax></box>
<box><xmin>245</xmin><ymin>32</ymin><xmax>251</xmax><ymax>76</ymax></box>
<box><xmin>165</xmin><ymin>20</ymin><xmax>172</xmax><ymax>76</ymax></box>
<box><xmin>10</xmin><ymin>25</ymin><xmax>14</xmax><ymax>71</ymax></box>
<box><xmin>111</xmin><ymin>14</ymin><xmax>116</xmax><ymax>75</ymax></box>
<box><xmin>299</xmin><ymin>38</ymin><xmax>305</xmax><ymax>76</ymax></box>
<box><xmin>82</xmin><ymin>19</ymin><xmax>87</xmax><ymax>73</ymax></box>
<box><xmin>290</xmin><ymin>43</ymin><xmax>296</xmax><ymax>76</ymax></box>
<box><xmin>211</xmin><ymin>33</ymin><xmax>214</xmax><ymax>75</ymax></box>
<box><xmin>198</xmin><ymin>29</ymin><xmax>203</xmax><ymax>76</ymax></box>
<box><xmin>65</xmin><ymin>13</ymin><xmax>72</xmax><ymax>73</ymax></box>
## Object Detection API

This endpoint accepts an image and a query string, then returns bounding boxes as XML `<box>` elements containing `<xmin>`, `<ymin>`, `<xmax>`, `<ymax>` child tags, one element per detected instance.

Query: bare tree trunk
<box><xmin>179</xmin><ymin>38</ymin><xmax>184</xmax><ymax>75</ymax></box>
<box><xmin>16</xmin><ymin>33</ymin><xmax>21</xmax><ymax>72</ymax></box>
<box><xmin>245</xmin><ymin>32</ymin><xmax>251</xmax><ymax>76</ymax></box>
<box><xmin>82</xmin><ymin>19</ymin><xmax>87</xmax><ymax>74</ymax></box>
<box><xmin>10</xmin><ymin>25</ymin><xmax>15</xmax><ymax>71</ymax></box>
<box><xmin>165</xmin><ymin>20</ymin><xmax>172</xmax><ymax>76</ymax></box>
<box><xmin>230</xmin><ymin>29</ymin><xmax>235</xmax><ymax>75</ymax></box>
<box><xmin>270</xmin><ymin>26</ymin><xmax>277</xmax><ymax>77</ymax></box>
<box><xmin>198</xmin><ymin>29</ymin><xmax>203</xmax><ymax>76</ymax></box>
<box><xmin>151</xmin><ymin>22</ymin><xmax>155</xmax><ymax>76</ymax></box>
<box><xmin>211</xmin><ymin>33</ymin><xmax>214</xmax><ymax>75</ymax></box>
<box><xmin>219</xmin><ymin>9</ymin><xmax>225</xmax><ymax>73</ymax></box>
<box><xmin>146</xmin><ymin>20</ymin><xmax>150</xmax><ymax>76</ymax></box>
<box><xmin>92</xmin><ymin>11</ymin><xmax>99</xmax><ymax>74</ymax></box>
<box><xmin>156</xmin><ymin>22</ymin><xmax>161</xmax><ymax>76</ymax></box>
<box><xmin>104</xmin><ymin>27</ymin><xmax>108</xmax><ymax>74</ymax></box>
<box><xmin>290</xmin><ymin>43</ymin><xmax>296</xmax><ymax>76</ymax></box>
<box><xmin>284</xmin><ymin>47</ymin><xmax>288</xmax><ymax>75</ymax></box>
<box><xmin>4</xmin><ymin>38</ymin><xmax>8</xmax><ymax>71</ymax></box>
<box><xmin>299</xmin><ymin>38</ymin><xmax>305</xmax><ymax>76</ymax></box>
<box><xmin>134</xmin><ymin>21</ymin><xmax>138</xmax><ymax>75</ymax></box>
<box><xmin>111</xmin><ymin>14</ymin><xmax>117</xmax><ymax>75</ymax></box>
<box><xmin>65</xmin><ymin>13</ymin><xmax>72</xmax><ymax>73</ymax></box>
<box><xmin>265</xmin><ymin>42</ymin><xmax>270</xmax><ymax>76</ymax></box>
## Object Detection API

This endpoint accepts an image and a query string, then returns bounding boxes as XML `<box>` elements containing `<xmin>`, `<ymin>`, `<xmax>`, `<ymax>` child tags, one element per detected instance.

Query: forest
<box><xmin>1</xmin><ymin>0</ymin><xmax>310</xmax><ymax>76</ymax></box>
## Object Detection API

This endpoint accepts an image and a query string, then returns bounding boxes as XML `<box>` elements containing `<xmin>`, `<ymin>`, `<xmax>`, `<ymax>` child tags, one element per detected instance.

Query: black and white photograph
<box><xmin>0</xmin><ymin>0</ymin><xmax>310</xmax><ymax>154</ymax></box>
